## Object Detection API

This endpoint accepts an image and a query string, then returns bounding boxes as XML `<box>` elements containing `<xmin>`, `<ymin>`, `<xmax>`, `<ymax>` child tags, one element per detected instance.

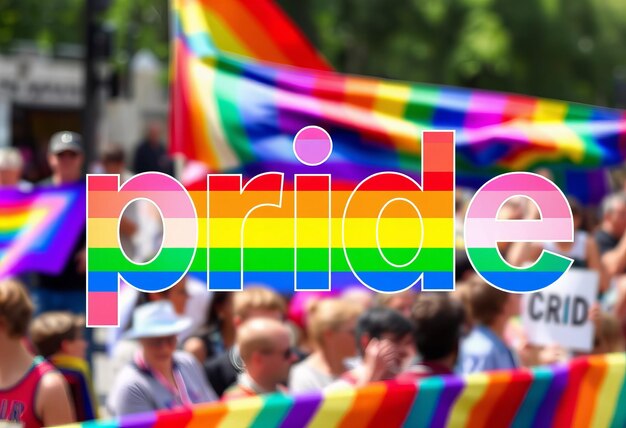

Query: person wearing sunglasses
<box><xmin>222</xmin><ymin>318</ymin><xmax>297</xmax><ymax>400</ymax></box>
<box><xmin>106</xmin><ymin>301</ymin><xmax>217</xmax><ymax>416</ymax></box>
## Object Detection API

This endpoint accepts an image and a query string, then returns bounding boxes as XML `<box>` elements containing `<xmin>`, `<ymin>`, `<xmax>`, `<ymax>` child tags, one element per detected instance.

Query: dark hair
<box><xmin>412</xmin><ymin>294</ymin><xmax>465</xmax><ymax>361</ymax></box>
<box><xmin>355</xmin><ymin>307</ymin><xmax>413</xmax><ymax>354</ymax></box>
<box><xmin>468</xmin><ymin>277</ymin><xmax>510</xmax><ymax>326</ymax></box>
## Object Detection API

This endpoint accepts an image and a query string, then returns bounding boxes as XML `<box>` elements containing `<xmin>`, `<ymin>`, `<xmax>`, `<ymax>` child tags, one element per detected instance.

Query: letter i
<box><xmin>293</xmin><ymin>126</ymin><xmax>333</xmax><ymax>291</ymax></box>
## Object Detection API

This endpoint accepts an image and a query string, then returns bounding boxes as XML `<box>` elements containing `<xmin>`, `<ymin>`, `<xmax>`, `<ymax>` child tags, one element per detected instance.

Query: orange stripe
<box><xmin>186</xmin><ymin>401</ymin><xmax>229</xmax><ymax>428</ymax></box>
<box><xmin>337</xmin><ymin>383</ymin><xmax>388</xmax><ymax>428</ymax></box>
<box><xmin>466</xmin><ymin>371</ymin><xmax>512</xmax><ymax>428</ymax></box>
<box><xmin>206</xmin><ymin>191</ymin><xmax>454</xmax><ymax>218</ymax></box>
<box><xmin>206</xmin><ymin>1</ymin><xmax>292</xmax><ymax>64</ymax></box>
<box><xmin>572</xmin><ymin>355</ymin><xmax>608</xmax><ymax>427</ymax></box>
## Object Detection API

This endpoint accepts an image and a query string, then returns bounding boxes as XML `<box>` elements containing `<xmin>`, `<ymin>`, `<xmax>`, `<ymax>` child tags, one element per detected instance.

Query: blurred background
<box><xmin>0</xmin><ymin>0</ymin><xmax>625</xmax><ymax>181</ymax></box>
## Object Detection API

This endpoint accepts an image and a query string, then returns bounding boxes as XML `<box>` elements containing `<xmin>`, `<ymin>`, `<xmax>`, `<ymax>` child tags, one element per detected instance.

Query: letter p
<box><xmin>86</xmin><ymin>173</ymin><xmax>198</xmax><ymax>327</ymax></box>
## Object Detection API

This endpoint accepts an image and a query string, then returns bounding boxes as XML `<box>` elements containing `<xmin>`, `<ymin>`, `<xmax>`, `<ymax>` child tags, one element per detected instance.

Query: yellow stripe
<box><xmin>88</xmin><ymin>218</ymin><xmax>205</xmax><ymax>248</ymax></box>
<box><xmin>589</xmin><ymin>353</ymin><xmax>626</xmax><ymax>428</ymax></box>
<box><xmin>372</xmin><ymin>82</ymin><xmax>421</xmax><ymax>154</ymax></box>
<box><xmin>532</xmin><ymin>99</ymin><xmax>567</xmax><ymax>122</ymax></box>
<box><xmin>208</xmin><ymin>218</ymin><xmax>453</xmax><ymax>248</ymax></box>
<box><xmin>447</xmin><ymin>373</ymin><xmax>489</xmax><ymax>428</ymax></box>
<box><xmin>0</xmin><ymin>210</ymin><xmax>38</xmax><ymax>230</ymax></box>
<box><xmin>192</xmin><ymin>57</ymin><xmax>240</xmax><ymax>169</ymax></box>
<box><xmin>180</xmin><ymin>0</ymin><xmax>211</xmax><ymax>35</ymax></box>
<box><xmin>218</xmin><ymin>396</ymin><xmax>264</xmax><ymax>427</ymax></box>
<box><xmin>205</xmin><ymin>9</ymin><xmax>254</xmax><ymax>58</ymax></box>
<box><xmin>307</xmin><ymin>388</ymin><xmax>356</xmax><ymax>428</ymax></box>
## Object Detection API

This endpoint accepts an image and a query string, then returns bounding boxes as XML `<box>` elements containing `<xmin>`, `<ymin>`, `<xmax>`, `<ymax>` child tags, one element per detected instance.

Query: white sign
<box><xmin>521</xmin><ymin>268</ymin><xmax>598</xmax><ymax>352</ymax></box>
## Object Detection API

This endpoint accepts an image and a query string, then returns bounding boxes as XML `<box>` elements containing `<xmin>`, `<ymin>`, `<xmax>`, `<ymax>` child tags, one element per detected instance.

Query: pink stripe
<box><xmin>87</xmin><ymin>292</ymin><xmax>118</xmax><ymax>327</ymax></box>
<box><xmin>466</xmin><ymin>191</ymin><xmax>572</xmax><ymax>218</ymax></box>
<box><xmin>122</xmin><ymin>173</ymin><xmax>189</xmax><ymax>191</ymax></box>
<box><xmin>479</xmin><ymin>173</ymin><xmax>560</xmax><ymax>191</ymax></box>
<box><xmin>465</xmin><ymin>218</ymin><xmax>573</xmax><ymax>247</ymax></box>
<box><xmin>464</xmin><ymin>92</ymin><xmax>507</xmax><ymax>128</ymax></box>
<box><xmin>88</xmin><ymin>191</ymin><xmax>197</xmax><ymax>218</ymax></box>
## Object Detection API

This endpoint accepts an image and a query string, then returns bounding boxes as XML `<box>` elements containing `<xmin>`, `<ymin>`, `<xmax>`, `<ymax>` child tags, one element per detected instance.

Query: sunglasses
<box><xmin>144</xmin><ymin>336</ymin><xmax>177</xmax><ymax>347</ymax></box>
<box><xmin>262</xmin><ymin>346</ymin><xmax>295</xmax><ymax>360</ymax></box>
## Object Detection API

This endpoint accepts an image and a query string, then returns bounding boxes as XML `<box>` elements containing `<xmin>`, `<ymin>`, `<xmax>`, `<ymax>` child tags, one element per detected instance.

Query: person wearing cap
<box><xmin>106</xmin><ymin>300</ymin><xmax>217</xmax><ymax>416</ymax></box>
<box><xmin>45</xmin><ymin>131</ymin><xmax>84</xmax><ymax>186</ymax></box>
<box><xmin>31</xmin><ymin>131</ymin><xmax>90</xmax><ymax>359</ymax></box>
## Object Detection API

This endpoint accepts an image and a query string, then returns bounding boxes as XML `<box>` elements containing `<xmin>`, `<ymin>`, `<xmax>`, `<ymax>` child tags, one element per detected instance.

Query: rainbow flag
<box><xmin>0</xmin><ymin>184</ymin><xmax>86</xmax><ymax>278</ymax></box>
<box><xmin>170</xmin><ymin>0</ymin><xmax>623</xmax><ymax>204</ymax></box>
<box><xmin>61</xmin><ymin>352</ymin><xmax>626</xmax><ymax>428</ymax></box>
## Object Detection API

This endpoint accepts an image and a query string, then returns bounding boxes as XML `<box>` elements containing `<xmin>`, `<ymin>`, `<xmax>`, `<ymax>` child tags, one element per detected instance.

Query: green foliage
<box><xmin>311</xmin><ymin>0</ymin><xmax>626</xmax><ymax>106</ymax></box>
<box><xmin>0</xmin><ymin>0</ymin><xmax>624</xmax><ymax>106</ymax></box>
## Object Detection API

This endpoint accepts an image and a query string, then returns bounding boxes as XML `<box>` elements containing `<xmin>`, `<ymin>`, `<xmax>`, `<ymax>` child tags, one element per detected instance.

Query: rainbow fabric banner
<box><xmin>0</xmin><ymin>184</ymin><xmax>85</xmax><ymax>278</ymax></box>
<box><xmin>170</xmin><ymin>0</ymin><xmax>622</xmax><ymax>204</ymax></box>
<box><xmin>62</xmin><ymin>352</ymin><xmax>626</xmax><ymax>428</ymax></box>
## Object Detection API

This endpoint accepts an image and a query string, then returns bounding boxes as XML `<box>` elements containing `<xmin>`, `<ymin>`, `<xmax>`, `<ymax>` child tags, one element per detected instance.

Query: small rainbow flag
<box><xmin>0</xmin><ymin>184</ymin><xmax>86</xmax><ymax>278</ymax></box>
<box><xmin>60</xmin><ymin>352</ymin><xmax>626</xmax><ymax>428</ymax></box>
<box><xmin>170</xmin><ymin>0</ymin><xmax>623</xmax><ymax>204</ymax></box>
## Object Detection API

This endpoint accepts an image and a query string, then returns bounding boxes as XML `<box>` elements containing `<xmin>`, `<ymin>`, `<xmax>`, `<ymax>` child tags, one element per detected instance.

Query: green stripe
<box><xmin>214</xmin><ymin>57</ymin><xmax>255</xmax><ymax>163</ymax></box>
<box><xmin>88</xmin><ymin>248</ymin><xmax>195</xmax><ymax>271</ymax></box>
<box><xmin>250</xmin><ymin>394</ymin><xmax>294</xmax><ymax>428</ymax></box>
<box><xmin>89</xmin><ymin>247</ymin><xmax>453</xmax><ymax>272</ymax></box>
<box><xmin>208</xmin><ymin>247</ymin><xmax>453</xmax><ymax>272</ymax></box>
<box><xmin>467</xmin><ymin>247</ymin><xmax>572</xmax><ymax>272</ymax></box>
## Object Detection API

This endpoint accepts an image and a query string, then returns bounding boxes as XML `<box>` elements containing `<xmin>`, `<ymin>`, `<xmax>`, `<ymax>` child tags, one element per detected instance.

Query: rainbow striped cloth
<box><xmin>0</xmin><ymin>184</ymin><xmax>85</xmax><ymax>278</ymax></box>
<box><xmin>62</xmin><ymin>353</ymin><xmax>626</xmax><ymax>428</ymax></box>
<box><xmin>170</xmin><ymin>0</ymin><xmax>623</xmax><ymax>204</ymax></box>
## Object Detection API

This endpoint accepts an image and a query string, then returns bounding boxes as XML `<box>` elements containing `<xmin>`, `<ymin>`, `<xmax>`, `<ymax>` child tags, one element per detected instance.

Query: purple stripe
<box><xmin>429</xmin><ymin>375</ymin><xmax>465</xmax><ymax>428</ymax></box>
<box><xmin>119</xmin><ymin>411</ymin><xmax>157</xmax><ymax>428</ymax></box>
<box><xmin>278</xmin><ymin>392</ymin><xmax>323</xmax><ymax>428</ymax></box>
<box><xmin>532</xmin><ymin>364</ymin><xmax>569</xmax><ymax>425</ymax></box>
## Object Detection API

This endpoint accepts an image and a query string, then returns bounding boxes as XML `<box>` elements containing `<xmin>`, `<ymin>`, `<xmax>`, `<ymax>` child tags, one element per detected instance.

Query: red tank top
<box><xmin>0</xmin><ymin>357</ymin><xmax>55</xmax><ymax>428</ymax></box>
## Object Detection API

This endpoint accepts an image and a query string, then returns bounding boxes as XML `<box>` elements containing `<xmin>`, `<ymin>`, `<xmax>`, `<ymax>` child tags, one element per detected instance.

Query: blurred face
<box><xmin>380</xmin><ymin>332</ymin><xmax>414</xmax><ymax>372</ymax></box>
<box><xmin>102</xmin><ymin>159</ymin><xmax>124</xmax><ymax>175</ymax></box>
<box><xmin>608</xmin><ymin>202</ymin><xmax>626</xmax><ymax>236</ymax></box>
<box><xmin>256</xmin><ymin>330</ymin><xmax>297</xmax><ymax>385</ymax></box>
<box><xmin>0</xmin><ymin>168</ymin><xmax>21</xmax><ymax>187</ymax></box>
<box><xmin>325</xmin><ymin>318</ymin><xmax>358</xmax><ymax>360</ymax></box>
<box><xmin>61</xmin><ymin>333</ymin><xmax>88</xmax><ymax>359</ymax></box>
<box><xmin>48</xmin><ymin>150</ymin><xmax>83</xmax><ymax>183</ymax></box>
<box><xmin>141</xmin><ymin>335</ymin><xmax>177</xmax><ymax>364</ymax></box>
<box><xmin>386</xmin><ymin>293</ymin><xmax>416</xmax><ymax>319</ymax></box>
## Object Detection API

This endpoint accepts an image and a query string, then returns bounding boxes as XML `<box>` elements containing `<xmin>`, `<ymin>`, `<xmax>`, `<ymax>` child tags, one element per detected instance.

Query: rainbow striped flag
<box><xmin>170</xmin><ymin>0</ymin><xmax>623</xmax><ymax>204</ymax></box>
<box><xmin>0</xmin><ymin>184</ymin><xmax>86</xmax><ymax>278</ymax></box>
<box><xmin>60</xmin><ymin>352</ymin><xmax>626</xmax><ymax>428</ymax></box>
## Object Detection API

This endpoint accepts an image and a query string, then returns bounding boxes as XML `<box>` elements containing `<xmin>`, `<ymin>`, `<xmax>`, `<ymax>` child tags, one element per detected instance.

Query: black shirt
<box><xmin>595</xmin><ymin>229</ymin><xmax>619</xmax><ymax>256</ymax></box>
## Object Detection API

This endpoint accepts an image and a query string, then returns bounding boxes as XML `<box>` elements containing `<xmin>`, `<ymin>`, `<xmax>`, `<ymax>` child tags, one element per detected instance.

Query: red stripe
<box><xmin>487</xmin><ymin>370</ymin><xmax>534</xmax><ymax>427</ymax></box>
<box><xmin>423</xmin><ymin>172</ymin><xmax>454</xmax><ymax>191</ymax></box>
<box><xmin>87</xmin><ymin>175</ymin><xmax>119</xmax><ymax>191</ymax></box>
<box><xmin>238</xmin><ymin>0</ymin><xmax>332</xmax><ymax>71</ymax></box>
<box><xmin>153</xmin><ymin>407</ymin><xmax>193</xmax><ymax>428</ymax></box>
<box><xmin>294</xmin><ymin>176</ymin><xmax>331</xmax><ymax>191</ymax></box>
<box><xmin>551</xmin><ymin>357</ymin><xmax>590</xmax><ymax>427</ymax></box>
<box><xmin>367</xmin><ymin>381</ymin><xmax>418</xmax><ymax>428</ymax></box>
<box><xmin>170</xmin><ymin>41</ymin><xmax>197</xmax><ymax>160</ymax></box>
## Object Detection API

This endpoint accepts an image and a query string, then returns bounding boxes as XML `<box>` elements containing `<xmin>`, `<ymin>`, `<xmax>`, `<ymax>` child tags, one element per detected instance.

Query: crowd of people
<box><xmin>1</xmin><ymin>128</ymin><xmax>626</xmax><ymax>427</ymax></box>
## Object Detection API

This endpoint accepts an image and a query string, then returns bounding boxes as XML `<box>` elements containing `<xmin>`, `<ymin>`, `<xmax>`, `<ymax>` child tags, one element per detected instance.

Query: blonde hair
<box><xmin>0</xmin><ymin>279</ymin><xmax>33</xmax><ymax>338</ymax></box>
<box><xmin>0</xmin><ymin>147</ymin><xmax>23</xmax><ymax>170</ymax></box>
<box><xmin>307</xmin><ymin>298</ymin><xmax>362</xmax><ymax>346</ymax></box>
<box><xmin>234</xmin><ymin>286</ymin><xmax>286</xmax><ymax>320</ymax></box>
